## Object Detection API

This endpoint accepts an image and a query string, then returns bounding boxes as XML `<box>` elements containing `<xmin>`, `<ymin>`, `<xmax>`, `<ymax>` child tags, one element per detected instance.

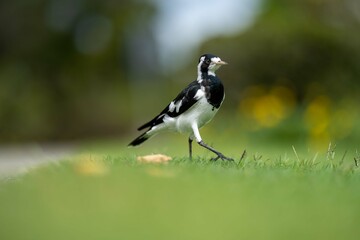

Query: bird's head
<box><xmin>198</xmin><ymin>54</ymin><xmax>227</xmax><ymax>76</ymax></box>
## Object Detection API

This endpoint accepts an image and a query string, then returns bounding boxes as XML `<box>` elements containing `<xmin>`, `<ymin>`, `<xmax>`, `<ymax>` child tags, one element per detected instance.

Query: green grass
<box><xmin>0</xmin><ymin>136</ymin><xmax>359</xmax><ymax>240</ymax></box>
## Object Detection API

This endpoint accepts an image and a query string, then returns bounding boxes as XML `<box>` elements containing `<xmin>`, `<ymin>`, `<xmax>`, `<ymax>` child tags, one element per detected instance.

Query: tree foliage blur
<box><xmin>200</xmin><ymin>0</ymin><xmax>360</xmax><ymax>103</ymax></box>
<box><xmin>0</xmin><ymin>0</ymin><xmax>158</xmax><ymax>142</ymax></box>
<box><xmin>1</xmin><ymin>0</ymin><xmax>359</xmax><ymax>143</ymax></box>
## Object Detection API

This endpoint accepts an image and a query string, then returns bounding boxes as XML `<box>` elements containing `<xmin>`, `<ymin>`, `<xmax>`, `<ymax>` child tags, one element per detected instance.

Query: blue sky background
<box><xmin>151</xmin><ymin>0</ymin><xmax>262</xmax><ymax>69</ymax></box>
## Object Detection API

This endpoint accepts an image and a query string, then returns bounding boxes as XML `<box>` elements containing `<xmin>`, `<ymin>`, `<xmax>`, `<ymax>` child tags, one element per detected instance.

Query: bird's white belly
<box><xmin>174</xmin><ymin>98</ymin><xmax>219</xmax><ymax>134</ymax></box>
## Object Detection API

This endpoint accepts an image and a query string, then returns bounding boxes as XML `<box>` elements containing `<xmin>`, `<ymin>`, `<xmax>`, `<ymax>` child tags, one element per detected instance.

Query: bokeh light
<box><xmin>239</xmin><ymin>85</ymin><xmax>296</xmax><ymax>129</ymax></box>
<box><xmin>304</xmin><ymin>95</ymin><xmax>332</xmax><ymax>149</ymax></box>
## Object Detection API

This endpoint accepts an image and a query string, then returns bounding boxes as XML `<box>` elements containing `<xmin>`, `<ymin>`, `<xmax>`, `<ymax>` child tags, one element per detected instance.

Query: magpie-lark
<box><xmin>129</xmin><ymin>54</ymin><xmax>233</xmax><ymax>161</ymax></box>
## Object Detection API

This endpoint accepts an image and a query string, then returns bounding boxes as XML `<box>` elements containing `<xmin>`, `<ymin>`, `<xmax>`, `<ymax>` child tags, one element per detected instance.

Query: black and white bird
<box><xmin>129</xmin><ymin>54</ymin><xmax>232</xmax><ymax>161</ymax></box>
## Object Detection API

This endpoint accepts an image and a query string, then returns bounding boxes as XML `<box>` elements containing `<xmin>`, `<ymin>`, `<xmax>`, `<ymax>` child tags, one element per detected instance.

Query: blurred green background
<box><xmin>1</xmin><ymin>0</ymin><xmax>359</xmax><ymax>151</ymax></box>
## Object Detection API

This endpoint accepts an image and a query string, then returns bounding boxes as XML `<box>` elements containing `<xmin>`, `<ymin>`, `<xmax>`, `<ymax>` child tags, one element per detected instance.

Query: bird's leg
<box><xmin>191</xmin><ymin>123</ymin><xmax>232</xmax><ymax>161</ymax></box>
<box><xmin>188</xmin><ymin>138</ymin><xmax>193</xmax><ymax>160</ymax></box>
<box><xmin>198</xmin><ymin>140</ymin><xmax>233</xmax><ymax>161</ymax></box>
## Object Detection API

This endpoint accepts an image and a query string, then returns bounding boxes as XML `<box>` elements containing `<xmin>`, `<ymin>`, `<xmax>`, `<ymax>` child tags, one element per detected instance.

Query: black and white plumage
<box><xmin>129</xmin><ymin>54</ymin><xmax>232</xmax><ymax>161</ymax></box>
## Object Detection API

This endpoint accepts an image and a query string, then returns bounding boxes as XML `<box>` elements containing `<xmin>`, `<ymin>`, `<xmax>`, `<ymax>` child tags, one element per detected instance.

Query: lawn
<box><xmin>1</xmin><ymin>115</ymin><xmax>360</xmax><ymax>240</ymax></box>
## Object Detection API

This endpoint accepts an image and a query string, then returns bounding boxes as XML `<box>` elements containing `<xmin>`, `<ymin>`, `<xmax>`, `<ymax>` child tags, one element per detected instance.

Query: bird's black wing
<box><xmin>137</xmin><ymin>80</ymin><xmax>201</xmax><ymax>131</ymax></box>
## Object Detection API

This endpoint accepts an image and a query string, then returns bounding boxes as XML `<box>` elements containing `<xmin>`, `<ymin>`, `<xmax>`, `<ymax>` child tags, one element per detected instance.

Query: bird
<box><xmin>128</xmin><ymin>53</ymin><xmax>233</xmax><ymax>161</ymax></box>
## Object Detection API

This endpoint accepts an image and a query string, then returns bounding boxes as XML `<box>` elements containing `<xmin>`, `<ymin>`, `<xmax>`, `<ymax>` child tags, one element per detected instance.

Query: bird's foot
<box><xmin>210</xmin><ymin>153</ymin><xmax>233</xmax><ymax>162</ymax></box>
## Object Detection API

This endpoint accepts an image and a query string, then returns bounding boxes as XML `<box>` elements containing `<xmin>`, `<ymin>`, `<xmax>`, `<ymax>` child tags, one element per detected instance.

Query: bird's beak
<box><xmin>215</xmin><ymin>60</ymin><xmax>228</xmax><ymax>65</ymax></box>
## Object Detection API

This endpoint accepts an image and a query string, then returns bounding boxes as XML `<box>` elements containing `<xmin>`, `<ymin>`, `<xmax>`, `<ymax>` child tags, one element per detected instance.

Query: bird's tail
<box><xmin>128</xmin><ymin>132</ymin><xmax>151</xmax><ymax>147</ymax></box>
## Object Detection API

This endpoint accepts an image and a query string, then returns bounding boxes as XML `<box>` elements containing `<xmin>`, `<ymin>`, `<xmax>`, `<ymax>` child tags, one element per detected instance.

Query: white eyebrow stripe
<box><xmin>211</xmin><ymin>57</ymin><xmax>221</xmax><ymax>63</ymax></box>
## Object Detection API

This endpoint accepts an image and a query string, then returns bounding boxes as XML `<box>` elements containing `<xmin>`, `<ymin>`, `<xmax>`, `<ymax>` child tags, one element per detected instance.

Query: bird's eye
<box><xmin>205</xmin><ymin>59</ymin><xmax>211</xmax><ymax>64</ymax></box>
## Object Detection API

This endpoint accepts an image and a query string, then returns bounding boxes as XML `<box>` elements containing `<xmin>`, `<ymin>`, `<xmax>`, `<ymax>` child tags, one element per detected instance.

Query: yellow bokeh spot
<box><xmin>239</xmin><ymin>85</ymin><xmax>296</xmax><ymax>129</ymax></box>
<box><xmin>74</xmin><ymin>154</ymin><xmax>109</xmax><ymax>176</ymax></box>
<box><xmin>330</xmin><ymin>99</ymin><xmax>356</xmax><ymax>139</ymax></box>
<box><xmin>252</xmin><ymin>95</ymin><xmax>285</xmax><ymax>127</ymax></box>
<box><xmin>304</xmin><ymin>95</ymin><xmax>330</xmax><ymax>126</ymax></box>
<box><xmin>304</xmin><ymin>95</ymin><xmax>332</xmax><ymax>150</ymax></box>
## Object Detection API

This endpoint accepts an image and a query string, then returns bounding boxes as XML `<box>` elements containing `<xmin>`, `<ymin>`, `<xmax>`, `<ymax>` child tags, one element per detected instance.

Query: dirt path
<box><xmin>0</xmin><ymin>143</ymin><xmax>75</xmax><ymax>179</ymax></box>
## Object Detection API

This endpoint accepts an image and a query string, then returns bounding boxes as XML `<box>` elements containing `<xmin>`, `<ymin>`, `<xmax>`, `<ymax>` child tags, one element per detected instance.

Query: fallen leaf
<box><xmin>137</xmin><ymin>154</ymin><xmax>172</xmax><ymax>163</ymax></box>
